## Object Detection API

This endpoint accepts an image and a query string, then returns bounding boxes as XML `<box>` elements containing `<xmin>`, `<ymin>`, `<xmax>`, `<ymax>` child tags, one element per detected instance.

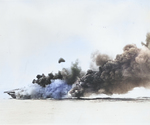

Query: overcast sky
<box><xmin>0</xmin><ymin>0</ymin><xmax>150</xmax><ymax>98</ymax></box>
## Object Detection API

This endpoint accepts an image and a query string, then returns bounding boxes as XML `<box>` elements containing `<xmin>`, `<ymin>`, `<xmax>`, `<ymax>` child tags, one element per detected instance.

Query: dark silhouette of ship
<box><xmin>4</xmin><ymin>89</ymin><xmax>19</xmax><ymax>99</ymax></box>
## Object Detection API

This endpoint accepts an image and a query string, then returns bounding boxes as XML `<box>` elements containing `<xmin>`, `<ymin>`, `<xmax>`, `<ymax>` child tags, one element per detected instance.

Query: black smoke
<box><xmin>69</xmin><ymin>33</ymin><xmax>150</xmax><ymax>97</ymax></box>
<box><xmin>4</xmin><ymin>33</ymin><xmax>150</xmax><ymax>99</ymax></box>
<box><xmin>32</xmin><ymin>60</ymin><xmax>85</xmax><ymax>87</ymax></box>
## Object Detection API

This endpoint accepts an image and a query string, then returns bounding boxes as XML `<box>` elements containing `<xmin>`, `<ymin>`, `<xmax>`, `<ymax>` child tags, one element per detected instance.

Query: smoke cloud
<box><xmin>15</xmin><ymin>80</ymin><xmax>71</xmax><ymax>99</ymax></box>
<box><xmin>70</xmin><ymin>42</ymin><xmax>150</xmax><ymax>97</ymax></box>
<box><xmin>4</xmin><ymin>33</ymin><xmax>150</xmax><ymax>99</ymax></box>
<box><xmin>91</xmin><ymin>51</ymin><xmax>112</xmax><ymax>67</ymax></box>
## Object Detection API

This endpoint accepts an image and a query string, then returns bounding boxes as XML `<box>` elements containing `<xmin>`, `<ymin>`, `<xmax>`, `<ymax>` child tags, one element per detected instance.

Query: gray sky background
<box><xmin>0</xmin><ymin>0</ymin><xmax>150</xmax><ymax>98</ymax></box>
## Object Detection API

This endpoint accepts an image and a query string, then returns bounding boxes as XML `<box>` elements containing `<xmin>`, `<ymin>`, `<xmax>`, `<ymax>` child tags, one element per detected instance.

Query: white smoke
<box><xmin>15</xmin><ymin>80</ymin><xmax>72</xmax><ymax>99</ymax></box>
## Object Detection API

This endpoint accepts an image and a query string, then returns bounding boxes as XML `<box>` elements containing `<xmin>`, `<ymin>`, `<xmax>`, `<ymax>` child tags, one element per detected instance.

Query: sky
<box><xmin>0</xmin><ymin>0</ymin><xmax>150</xmax><ymax>98</ymax></box>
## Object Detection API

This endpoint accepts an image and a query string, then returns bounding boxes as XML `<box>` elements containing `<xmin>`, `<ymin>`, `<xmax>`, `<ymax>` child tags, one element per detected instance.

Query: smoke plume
<box><xmin>6</xmin><ymin>61</ymin><xmax>84</xmax><ymax>99</ymax></box>
<box><xmin>70</xmin><ymin>43</ymin><xmax>150</xmax><ymax>97</ymax></box>
<box><xmin>4</xmin><ymin>33</ymin><xmax>150</xmax><ymax>99</ymax></box>
<box><xmin>61</xmin><ymin>61</ymin><xmax>85</xmax><ymax>84</ymax></box>
<box><xmin>91</xmin><ymin>51</ymin><xmax>112</xmax><ymax>67</ymax></box>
